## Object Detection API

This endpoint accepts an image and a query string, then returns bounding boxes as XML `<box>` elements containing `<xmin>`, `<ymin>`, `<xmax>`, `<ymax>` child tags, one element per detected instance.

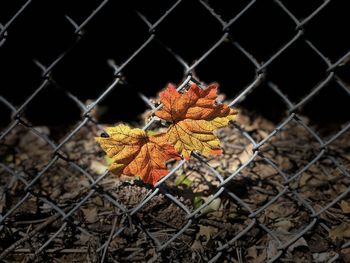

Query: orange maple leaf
<box><xmin>96</xmin><ymin>124</ymin><xmax>181</xmax><ymax>185</ymax></box>
<box><xmin>155</xmin><ymin>83</ymin><xmax>237</xmax><ymax>159</ymax></box>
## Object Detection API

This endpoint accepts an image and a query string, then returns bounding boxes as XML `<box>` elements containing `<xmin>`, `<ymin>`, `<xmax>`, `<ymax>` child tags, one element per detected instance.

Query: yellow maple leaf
<box><xmin>96</xmin><ymin>124</ymin><xmax>180</xmax><ymax>185</ymax></box>
<box><xmin>155</xmin><ymin>83</ymin><xmax>237</xmax><ymax>159</ymax></box>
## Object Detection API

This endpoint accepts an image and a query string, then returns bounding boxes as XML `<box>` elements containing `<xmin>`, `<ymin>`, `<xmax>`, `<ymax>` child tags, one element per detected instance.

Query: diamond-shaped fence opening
<box><xmin>1</xmin><ymin>0</ymin><xmax>350</xmax><ymax>262</ymax></box>
<box><xmin>195</xmin><ymin>40</ymin><xmax>257</xmax><ymax>95</ymax></box>
<box><xmin>295</xmin><ymin>156</ymin><xmax>350</xmax><ymax>214</ymax></box>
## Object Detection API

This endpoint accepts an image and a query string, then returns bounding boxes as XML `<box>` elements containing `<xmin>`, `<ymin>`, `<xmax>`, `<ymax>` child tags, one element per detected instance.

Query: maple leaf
<box><xmin>155</xmin><ymin>83</ymin><xmax>237</xmax><ymax>159</ymax></box>
<box><xmin>96</xmin><ymin>124</ymin><xmax>180</xmax><ymax>185</ymax></box>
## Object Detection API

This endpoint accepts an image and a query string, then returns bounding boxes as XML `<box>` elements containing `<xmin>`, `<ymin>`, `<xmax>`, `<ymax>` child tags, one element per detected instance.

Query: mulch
<box><xmin>0</xmin><ymin>111</ymin><xmax>349</xmax><ymax>262</ymax></box>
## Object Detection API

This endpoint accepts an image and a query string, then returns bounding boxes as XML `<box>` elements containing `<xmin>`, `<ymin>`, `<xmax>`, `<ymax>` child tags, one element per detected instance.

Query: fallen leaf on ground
<box><xmin>96</xmin><ymin>124</ymin><xmax>181</xmax><ymax>185</ymax></box>
<box><xmin>341</xmin><ymin>248</ymin><xmax>350</xmax><ymax>262</ymax></box>
<box><xmin>287</xmin><ymin>237</ymin><xmax>308</xmax><ymax>252</ymax></box>
<box><xmin>90</xmin><ymin>160</ymin><xmax>108</xmax><ymax>175</ymax></box>
<box><xmin>312</xmin><ymin>252</ymin><xmax>336</xmax><ymax>263</ymax></box>
<box><xmin>274</xmin><ymin>220</ymin><xmax>293</xmax><ymax>232</ymax></box>
<box><xmin>82</xmin><ymin>207</ymin><xmax>98</xmax><ymax>223</ymax></box>
<box><xmin>0</xmin><ymin>188</ymin><xmax>5</xmax><ymax>213</ymax></box>
<box><xmin>339</xmin><ymin>200</ymin><xmax>350</xmax><ymax>214</ymax></box>
<box><xmin>200</xmin><ymin>196</ymin><xmax>221</xmax><ymax>215</ymax></box>
<box><xmin>238</xmin><ymin>143</ymin><xmax>254</xmax><ymax>164</ymax></box>
<box><xmin>267</xmin><ymin>239</ymin><xmax>279</xmax><ymax>260</ymax></box>
<box><xmin>196</xmin><ymin>225</ymin><xmax>217</xmax><ymax>245</ymax></box>
<box><xmin>155</xmin><ymin>83</ymin><xmax>237</xmax><ymax>159</ymax></box>
<box><xmin>329</xmin><ymin>222</ymin><xmax>350</xmax><ymax>241</ymax></box>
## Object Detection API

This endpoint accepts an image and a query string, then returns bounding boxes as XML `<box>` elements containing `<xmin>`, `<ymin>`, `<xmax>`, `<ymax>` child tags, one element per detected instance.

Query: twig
<box><xmin>13</xmin><ymin>248</ymin><xmax>87</xmax><ymax>253</ymax></box>
<box><xmin>13</xmin><ymin>218</ymin><xmax>49</xmax><ymax>226</ymax></box>
<box><xmin>148</xmin><ymin>214</ymin><xmax>180</xmax><ymax>230</ymax></box>
<box><xmin>100</xmin><ymin>216</ymin><xmax>118</xmax><ymax>263</ymax></box>
<box><xmin>0</xmin><ymin>212</ymin><xmax>63</xmax><ymax>260</ymax></box>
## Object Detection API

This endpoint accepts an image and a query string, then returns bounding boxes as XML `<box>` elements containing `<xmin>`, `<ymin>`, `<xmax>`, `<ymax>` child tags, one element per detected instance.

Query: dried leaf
<box><xmin>247</xmin><ymin>246</ymin><xmax>257</xmax><ymax>260</ymax></box>
<box><xmin>312</xmin><ymin>252</ymin><xmax>336</xmax><ymax>263</ymax></box>
<box><xmin>191</xmin><ymin>240</ymin><xmax>204</xmax><ymax>254</ymax></box>
<box><xmin>196</xmin><ymin>225</ymin><xmax>217</xmax><ymax>245</ymax></box>
<box><xmin>96</xmin><ymin>124</ymin><xmax>180</xmax><ymax>185</ymax></box>
<box><xmin>287</xmin><ymin>237</ymin><xmax>308</xmax><ymax>252</ymax></box>
<box><xmin>341</xmin><ymin>248</ymin><xmax>350</xmax><ymax>262</ymax></box>
<box><xmin>339</xmin><ymin>200</ymin><xmax>350</xmax><ymax>214</ymax></box>
<box><xmin>0</xmin><ymin>186</ymin><xmax>5</xmax><ymax>207</ymax></box>
<box><xmin>267</xmin><ymin>239</ymin><xmax>279</xmax><ymax>260</ymax></box>
<box><xmin>329</xmin><ymin>222</ymin><xmax>350</xmax><ymax>241</ymax></box>
<box><xmin>156</xmin><ymin>83</ymin><xmax>237</xmax><ymax>159</ymax></box>
<box><xmin>82</xmin><ymin>207</ymin><xmax>98</xmax><ymax>223</ymax></box>
<box><xmin>238</xmin><ymin>143</ymin><xmax>254</xmax><ymax>164</ymax></box>
<box><xmin>90</xmin><ymin>160</ymin><xmax>108</xmax><ymax>175</ymax></box>
<box><xmin>251</xmin><ymin>251</ymin><xmax>267</xmax><ymax>263</ymax></box>
<box><xmin>200</xmin><ymin>196</ymin><xmax>221</xmax><ymax>215</ymax></box>
<box><xmin>86</xmin><ymin>236</ymin><xmax>101</xmax><ymax>263</ymax></box>
<box><xmin>274</xmin><ymin>220</ymin><xmax>293</xmax><ymax>232</ymax></box>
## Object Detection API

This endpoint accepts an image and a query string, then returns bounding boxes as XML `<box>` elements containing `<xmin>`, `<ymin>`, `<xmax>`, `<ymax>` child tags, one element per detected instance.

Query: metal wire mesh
<box><xmin>1</xmin><ymin>0</ymin><xmax>350</xmax><ymax>262</ymax></box>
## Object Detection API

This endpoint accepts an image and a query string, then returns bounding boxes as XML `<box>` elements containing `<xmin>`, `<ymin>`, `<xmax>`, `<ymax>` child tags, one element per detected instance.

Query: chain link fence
<box><xmin>1</xmin><ymin>0</ymin><xmax>350</xmax><ymax>262</ymax></box>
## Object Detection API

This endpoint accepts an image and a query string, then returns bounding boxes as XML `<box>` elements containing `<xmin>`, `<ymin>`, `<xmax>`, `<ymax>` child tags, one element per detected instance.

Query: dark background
<box><xmin>1</xmin><ymin>0</ymin><xmax>349</xmax><ymax>129</ymax></box>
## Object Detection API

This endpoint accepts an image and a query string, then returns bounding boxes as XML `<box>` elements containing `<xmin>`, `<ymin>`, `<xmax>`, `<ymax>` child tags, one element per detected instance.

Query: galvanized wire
<box><xmin>1</xmin><ymin>0</ymin><xmax>350</xmax><ymax>262</ymax></box>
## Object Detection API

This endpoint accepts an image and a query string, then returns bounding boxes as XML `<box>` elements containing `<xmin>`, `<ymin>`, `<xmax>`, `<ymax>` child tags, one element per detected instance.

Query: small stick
<box><xmin>14</xmin><ymin>248</ymin><xmax>87</xmax><ymax>253</ymax></box>
<box><xmin>0</xmin><ymin>212</ymin><xmax>63</xmax><ymax>260</ymax></box>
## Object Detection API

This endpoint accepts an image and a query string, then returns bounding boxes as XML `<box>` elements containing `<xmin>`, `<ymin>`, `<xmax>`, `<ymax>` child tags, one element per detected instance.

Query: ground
<box><xmin>0</xmin><ymin>111</ymin><xmax>349</xmax><ymax>262</ymax></box>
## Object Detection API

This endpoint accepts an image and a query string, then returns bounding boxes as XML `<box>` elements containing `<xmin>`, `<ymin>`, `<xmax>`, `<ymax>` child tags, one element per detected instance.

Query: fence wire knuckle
<box><xmin>1</xmin><ymin>0</ymin><xmax>350</xmax><ymax>262</ymax></box>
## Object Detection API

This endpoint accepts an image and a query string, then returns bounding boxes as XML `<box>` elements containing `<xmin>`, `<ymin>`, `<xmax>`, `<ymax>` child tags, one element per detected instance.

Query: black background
<box><xmin>1</xmin><ymin>0</ymin><xmax>349</xmax><ymax>129</ymax></box>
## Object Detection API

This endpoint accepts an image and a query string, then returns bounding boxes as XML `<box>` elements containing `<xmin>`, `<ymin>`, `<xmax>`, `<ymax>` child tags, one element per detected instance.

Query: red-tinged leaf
<box><xmin>96</xmin><ymin>124</ymin><xmax>181</xmax><ymax>185</ymax></box>
<box><xmin>155</xmin><ymin>83</ymin><xmax>237</xmax><ymax>159</ymax></box>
